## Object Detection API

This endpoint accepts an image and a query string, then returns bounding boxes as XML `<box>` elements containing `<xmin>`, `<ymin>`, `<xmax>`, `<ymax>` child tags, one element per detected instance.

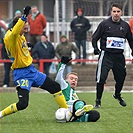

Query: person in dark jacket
<box><xmin>32</xmin><ymin>33</ymin><xmax>55</xmax><ymax>76</ymax></box>
<box><xmin>8</xmin><ymin>10</ymin><xmax>22</xmax><ymax>29</ymax></box>
<box><xmin>0</xmin><ymin>20</ymin><xmax>8</xmax><ymax>43</ymax></box>
<box><xmin>0</xmin><ymin>20</ymin><xmax>12</xmax><ymax>88</ymax></box>
<box><xmin>1</xmin><ymin>40</ymin><xmax>12</xmax><ymax>88</ymax></box>
<box><xmin>70</xmin><ymin>8</ymin><xmax>91</xmax><ymax>65</ymax></box>
<box><xmin>92</xmin><ymin>3</ymin><xmax>133</xmax><ymax>108</ymax></box>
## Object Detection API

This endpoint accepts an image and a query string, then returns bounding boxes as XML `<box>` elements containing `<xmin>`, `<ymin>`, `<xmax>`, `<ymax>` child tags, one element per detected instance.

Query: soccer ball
<box><xmin>55</xmin><ymin>108</ymin><xmax>72</xmax><ymax>122</ymax></box>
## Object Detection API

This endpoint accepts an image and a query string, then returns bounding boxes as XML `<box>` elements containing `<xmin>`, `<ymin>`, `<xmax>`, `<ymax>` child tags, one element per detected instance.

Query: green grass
<box><xmin>0</xmin><ymin>91</ymin><xmax>132</xmax><ymax>133</ymax></box>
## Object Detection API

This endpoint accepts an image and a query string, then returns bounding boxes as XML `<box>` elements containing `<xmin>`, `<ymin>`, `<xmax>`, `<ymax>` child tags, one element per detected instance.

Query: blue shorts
<box><xmin>13</xmin><ymin>64</ymin><xmax>46</xmax><ymax>91</ymax></box>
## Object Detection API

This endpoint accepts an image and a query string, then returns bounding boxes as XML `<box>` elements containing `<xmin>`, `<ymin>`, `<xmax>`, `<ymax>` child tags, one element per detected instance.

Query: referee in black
<box><xmin>92</xmin><ymin>3</ymin><xmax>133</xmax><ymax>108</ymax></box>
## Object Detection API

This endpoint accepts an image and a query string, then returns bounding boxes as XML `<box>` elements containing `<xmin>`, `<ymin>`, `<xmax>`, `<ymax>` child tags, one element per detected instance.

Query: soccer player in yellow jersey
<box><xmin>0</xmin><ymin>6</ymin><xmax>68</xmax><ymax>119</ymax></box>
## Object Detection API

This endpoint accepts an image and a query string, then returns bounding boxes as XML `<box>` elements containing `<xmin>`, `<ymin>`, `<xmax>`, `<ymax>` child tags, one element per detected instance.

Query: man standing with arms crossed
<box><xmin>28</xmin><ymin>5</ymin><xmax>47</xmax><ymax>50</ymax></box>
<box><xmin>92</xmin><ymin>3</ymin><xmax>133</xmax><ymax>108</ymax></box>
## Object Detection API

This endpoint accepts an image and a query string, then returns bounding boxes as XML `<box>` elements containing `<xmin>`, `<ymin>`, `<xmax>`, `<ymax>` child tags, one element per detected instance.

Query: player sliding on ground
<box><xmin>0</xmin><ymin>6</ymin><xmax>68</xmax><ymax>119</ymax></box>
<box><xmin>55</xmin><ymin>56</ymin><xmax>100</xmax><ymax>122</ymax></box>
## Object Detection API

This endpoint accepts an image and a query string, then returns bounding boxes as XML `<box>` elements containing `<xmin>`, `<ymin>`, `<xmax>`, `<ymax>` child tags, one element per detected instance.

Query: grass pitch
<box><xmin>0</xmin><ymin>91</ymin><xmax>132</xmax><ymax>133</ymax></box>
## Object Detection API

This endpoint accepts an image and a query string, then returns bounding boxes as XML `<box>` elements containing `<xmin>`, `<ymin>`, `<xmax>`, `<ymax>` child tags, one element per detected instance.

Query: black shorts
<box><xmin>96</xmin><ymin>51</ymin><xmax>126</xmax><ymax>83</ymax></box>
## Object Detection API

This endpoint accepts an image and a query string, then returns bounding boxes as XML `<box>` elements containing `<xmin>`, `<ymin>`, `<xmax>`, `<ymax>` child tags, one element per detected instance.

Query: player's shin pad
<box><xmin>53</xmin><ymin>91</ymin><xmax>68</xmax><ymax>108</ymax></box>
<box><xmin>1</xmin><ymin>103</ymin><xmax>18</xmax><ymax>117</ymax></box>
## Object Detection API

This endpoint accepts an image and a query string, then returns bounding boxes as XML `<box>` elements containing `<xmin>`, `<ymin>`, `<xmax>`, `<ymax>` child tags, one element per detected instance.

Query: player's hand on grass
<box><xmin>61</xmin><ymin>56</ymin><xmax>72</xmax><ymax>64</ymax></box>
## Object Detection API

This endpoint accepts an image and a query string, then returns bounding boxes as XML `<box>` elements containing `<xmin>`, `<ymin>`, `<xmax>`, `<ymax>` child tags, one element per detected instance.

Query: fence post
<box><xmin>39</xmin><ymin>59</ymin><xmax>44</xmax><ymax>73</ymax></box>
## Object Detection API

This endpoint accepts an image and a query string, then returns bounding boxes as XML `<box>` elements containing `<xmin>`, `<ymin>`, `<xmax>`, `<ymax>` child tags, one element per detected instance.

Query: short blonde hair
<box><xmin>66</xmin><ymin>72</ymin><xmax>78</xmax><ymax>79</ymax></box>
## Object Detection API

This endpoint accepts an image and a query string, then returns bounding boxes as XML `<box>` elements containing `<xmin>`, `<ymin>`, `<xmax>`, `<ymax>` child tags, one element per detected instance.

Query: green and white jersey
<box><xmin>55</xmin><ymin>62</ymin><xmax>79</xmax><ymax>111</ymax></box>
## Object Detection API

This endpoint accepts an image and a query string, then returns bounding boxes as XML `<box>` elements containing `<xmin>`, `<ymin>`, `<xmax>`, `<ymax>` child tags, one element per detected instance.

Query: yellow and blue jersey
<box><xmin>4</xmin><ymin>18</ymin><xmax>32</xmax><ymax>70</ymax></box>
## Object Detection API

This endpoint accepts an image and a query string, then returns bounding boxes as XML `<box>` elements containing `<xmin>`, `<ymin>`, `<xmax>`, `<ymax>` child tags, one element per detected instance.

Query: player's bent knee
<box><xmin>16</xmin><ymin>99</ymin><xmax>29</xmax><ymax>110</ymax></box>
<box><xmin>87</xmin><ymin>110</ymin><xmax>100</xmax><ymax>122</ymax></box>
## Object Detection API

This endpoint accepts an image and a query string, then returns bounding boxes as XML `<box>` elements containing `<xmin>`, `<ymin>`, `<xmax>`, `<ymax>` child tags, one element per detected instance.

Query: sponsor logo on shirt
<box><xmin>106</xmin><ymin>37</ymin><xmax>125</xmax><ymax>49</ymax></box>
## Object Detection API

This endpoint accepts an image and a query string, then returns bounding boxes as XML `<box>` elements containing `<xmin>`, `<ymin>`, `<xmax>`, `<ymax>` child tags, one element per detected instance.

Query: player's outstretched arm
<box><xmin>55</xmin><ymin>56</ymin><xmax>72</xmax><ymax>90</ymax></box>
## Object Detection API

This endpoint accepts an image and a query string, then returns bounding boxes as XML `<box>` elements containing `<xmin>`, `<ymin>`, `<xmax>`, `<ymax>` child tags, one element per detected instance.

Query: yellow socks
<box><xmin>0</xmin><ymin>103</ymin><xmax>18</xmax><ymax>118</ymax></box>
<box><xmin>53</xmin><ymin>91</ymin><xmax>68</xmax><ymax>108</ymax></box>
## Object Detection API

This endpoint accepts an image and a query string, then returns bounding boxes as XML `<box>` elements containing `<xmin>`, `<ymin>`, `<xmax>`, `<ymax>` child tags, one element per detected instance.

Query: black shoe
<box><xmin>113</xmin><ymin>94</ymin><xmax>126</xmax><ymax>107</ymax></box>
<box><xmin>82</xmin><ymin>62</ymin><xmax>86</xmax><ymax>65</ymax></box>
<box><xmin>94</xmin><ymin>99</ymin><xmax>101</xmax><ymax>108</ymax></box>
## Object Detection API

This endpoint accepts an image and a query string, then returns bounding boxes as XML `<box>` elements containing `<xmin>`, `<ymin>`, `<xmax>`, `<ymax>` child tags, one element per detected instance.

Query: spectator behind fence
<box><xmin>55</xmin><ymin>35</ymin><xmax>79</xmax><ymax>77</ymax></box>
<box><xmin>28</xmin><ymin>5</ymin><xmax>47</xmax><ymax>50</ymax></box>
<box><xmin>1</xmin><ymin>40</ymin><xmax>12</xmax><ymax>88</ymax></box>
<box><xmin>0</xmin><ymin>20</ymin><xmax>12</xmax><ymax>88</ymax></box>
<box><xmin>0</xmin><ymin>20</ymin><xmax>7</xmax><ymax>43</ymax></box>
<box><xmin>8</xmin><ymin>10</ymin><xmax>22</xmax><ymax>29</ymax></box>
<box><xmin>70</xmin><ymin>8</ymin><xmax>91</xmax><ymax>65</ymax></box>
<box><xmin>129</xmin><ymin>17</ymin><xmax>133</xmax><ymax>63</ymax></box>
<box><xmin>32</xmin><ymin>33</ymin><xmax>55</xmax><ymax>76</ymax></box>
<box><xmin>129</xmin><ymin>17</ymin><xmax>133</xmax><ymax>35</ymax></box>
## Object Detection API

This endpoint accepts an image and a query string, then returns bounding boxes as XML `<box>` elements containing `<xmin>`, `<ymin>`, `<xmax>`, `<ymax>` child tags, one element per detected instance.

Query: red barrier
<box><xmin>38</xmin><ymin>59</ymin><xmax>98</xmax><ymax>72</ymax></box>
<box><xmin>0</xmin><ymin>59</ymin><xmax>132</xmax><ymax>73</ymax></box>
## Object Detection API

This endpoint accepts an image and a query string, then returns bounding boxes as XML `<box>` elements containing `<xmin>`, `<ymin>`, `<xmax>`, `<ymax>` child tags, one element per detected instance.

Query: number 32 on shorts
<box><xmin>16</xmin><ymin>79</ymin><xmax>29</xmax><ymax>87</ymax></box>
